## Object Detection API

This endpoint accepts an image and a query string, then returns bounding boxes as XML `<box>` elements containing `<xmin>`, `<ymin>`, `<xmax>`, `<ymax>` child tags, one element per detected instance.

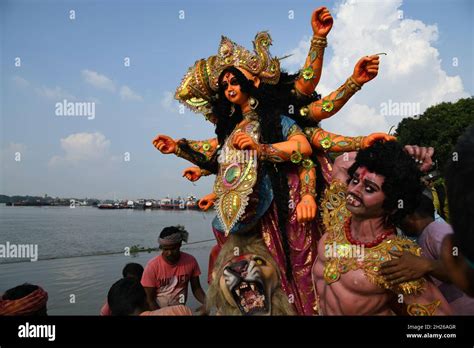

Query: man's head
<box><xmin>122</xmin><ymin>263</ymin><xmax>144</xmax><ymax>280</ymax></box>
<box><xmin>1</xmin><ymin>283</ymin><xmax>48</xmax><ymax>316</ymax></box>
<box><xmin>107</xmin><ymin>278</ymin><xmax>147</xmax><ymax>316</ymax></box>
<box><xmin>158</xmin><ymin>225</ymin><xmax>189</xmax><ymax>265</ymax></box>
<box><xmin>441</xmin><ymin>125</ymin><xmax>474</xmax><ymax>296</ymax></box>
<box><xmin>399</xmin><ymin>192</ymin><xmax>435</xmax><ymax>237</ymax></box>
<box><xmin>346</xmin><ymin>141</ymin><xmax>423</xmax><ymax>226</ymax></box>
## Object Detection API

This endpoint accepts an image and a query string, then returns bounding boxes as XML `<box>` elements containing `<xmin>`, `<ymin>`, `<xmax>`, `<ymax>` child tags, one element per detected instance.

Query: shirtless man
<box><xmin>312</xmin><ymin>141</ymin><xmax>452</xmax><ymax>315</ymax></box>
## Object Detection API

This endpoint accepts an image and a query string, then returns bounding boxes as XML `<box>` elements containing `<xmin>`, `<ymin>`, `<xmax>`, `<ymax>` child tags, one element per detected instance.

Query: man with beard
<box><xmin>312</xmin><ymin>141</ymin><xmax>451</xmax><ymax>315</ymax></box>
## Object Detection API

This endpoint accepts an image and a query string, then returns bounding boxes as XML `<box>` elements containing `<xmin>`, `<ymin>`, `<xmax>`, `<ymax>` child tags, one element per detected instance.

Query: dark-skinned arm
<box><xmin>143</xmin><ymin>287</ymin><xmax>159</xmax><ymax>310</ymax></box>
<box><xmin>190</xmin><ymin>276</ymin><xmax>206</xmax><ymax>305</ymax></box>
<box><xmin>381</xmin><ymin>251</ymin><xmax>451</xmax><ymax>284</ymax></box>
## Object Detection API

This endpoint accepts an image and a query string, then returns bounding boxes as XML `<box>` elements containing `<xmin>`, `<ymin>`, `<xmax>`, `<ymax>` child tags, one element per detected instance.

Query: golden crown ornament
<box><xmin>175</xmin><ymin>32</ymin><xmax>281</xmax><ymax>117</ymax></box>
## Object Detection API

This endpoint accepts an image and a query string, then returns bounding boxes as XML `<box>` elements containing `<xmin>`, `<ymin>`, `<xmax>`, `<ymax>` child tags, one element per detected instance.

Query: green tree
<box><xmin>395</xmin><ymin>97</ymin><xmax>474</xmax><ymax>170</ymax></box>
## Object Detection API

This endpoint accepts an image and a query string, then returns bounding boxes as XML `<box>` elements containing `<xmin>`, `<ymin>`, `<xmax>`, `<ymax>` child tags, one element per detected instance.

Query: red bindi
<box><xmin>358</xmin><ymin>167</ymin><xmax>369</xmax><ymax>181</ymax></box>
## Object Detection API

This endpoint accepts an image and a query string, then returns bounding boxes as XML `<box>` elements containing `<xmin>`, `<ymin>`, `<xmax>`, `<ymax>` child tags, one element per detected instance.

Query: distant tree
<box><xmin>395</xmin><ymin>97</ymin><xmax>474</xmax><ymax>170</ymax></box>
<box><xmin>0</xmin><ymin>195</ymin><xmax>11</xmax><ymax>203</ymax></box>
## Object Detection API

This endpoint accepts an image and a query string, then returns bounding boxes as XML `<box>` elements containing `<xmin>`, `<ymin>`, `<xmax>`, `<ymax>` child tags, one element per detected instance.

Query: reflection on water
<box><xmin>0</xmin><ymin>205</ymin><xmax>215</xmax><ymax>314</ymax></box>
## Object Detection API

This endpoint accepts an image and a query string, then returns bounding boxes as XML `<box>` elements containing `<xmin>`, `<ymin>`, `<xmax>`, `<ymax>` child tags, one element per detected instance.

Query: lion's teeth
<box><xmin>236</xmin><ymin>289</ymin><xmax>240</xmax><ymax>296</ymax></box>
<box><xmin>250</xmin><ymin>284</ymin><xmax>255</xmax><ymax>291</ymax></box>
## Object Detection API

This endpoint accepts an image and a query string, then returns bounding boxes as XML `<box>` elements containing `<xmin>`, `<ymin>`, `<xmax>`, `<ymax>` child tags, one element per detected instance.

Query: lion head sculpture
<box><xmin>206</xmin><ymin>234</ymin><xmax>295</xmax><ymax>315</ymax></box>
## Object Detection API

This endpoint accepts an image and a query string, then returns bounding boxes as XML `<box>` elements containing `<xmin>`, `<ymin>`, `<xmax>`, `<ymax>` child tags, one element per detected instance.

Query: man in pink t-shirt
<box><xmin>141</xmin><ymin>226</ymin><xmax>206</xmax><ymax>311</ymax></box>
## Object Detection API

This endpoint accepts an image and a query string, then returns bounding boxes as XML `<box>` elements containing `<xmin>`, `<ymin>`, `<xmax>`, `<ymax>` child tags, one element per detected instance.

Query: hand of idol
<box><xmin>232</xmin><ymin>132</ymin><xmax>259</xmax><ymax>151</ymax></box>
<box><xmin>312</xmin><ymin>6</ymin><xmax>333</xmax><ymax>37</ymax></box>
<box><xmin>296</xmin><ymin>195</ymin><xmax>317</xmax><ymax>223</ymax></box>
<box><xmin>182</xmin><ymin>167</ymin><xmax>202</xmax><ymax>182</ymax></box>
<box><xmin>198</xmin><ymin>192</ymin><xmax>217</xmax><ymax>211</ymax></box>
<box><xmin>152</xmin><ymin>134</ymin><xmax>177</xmax><ymax>154</ymax></box>
<box><xmin>352</xmin><ymin>55</ymin><xmax>380</xmax><ymax>86</ymax></box>
<box><xmin>362</xmin><ymin>133</ymin><xmax>397</xmax><ymax>149</ymax></box>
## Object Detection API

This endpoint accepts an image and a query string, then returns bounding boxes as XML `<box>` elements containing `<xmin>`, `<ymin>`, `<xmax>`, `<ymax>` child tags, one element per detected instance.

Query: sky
<box><xmin>1</xmin><ymin>0</ymin><xmax>472</xmax><ymax>200</ymax></box>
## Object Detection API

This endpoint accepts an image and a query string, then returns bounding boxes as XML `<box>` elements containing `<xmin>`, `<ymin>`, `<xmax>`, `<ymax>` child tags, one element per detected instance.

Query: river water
<box><xmin>0</xmin><ymin>205</ymin><xmax>216</xmax><ymax>314</ymax></box>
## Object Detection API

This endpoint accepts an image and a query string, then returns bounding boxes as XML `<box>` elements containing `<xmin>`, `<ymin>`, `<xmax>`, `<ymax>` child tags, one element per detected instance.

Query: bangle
<box><xmin>354</xmin><ymin>136</ymin><xmax>364</xmax><ymax>150</ymax></box>
<box><xmin>346</xmin><ymin>76</ymin><xmax>362</xmax><ymax>93</ymax></box>
<box><xmin>258</xmin><ymin>144</ymin><xmax>288</xmax><ymax>163</ymax></box>
<box><xmin>300</xmin><ymin>176</ymin><xmax>317</xmax><ymax>199</ymax></box>
<box><xmin>310</xmin><ymin>35</ymin><xmax>328</xmax><ymax>49</ymax></box>
<box><xmin>174</xmin><ymin>140</ymin><xmax>194</xmax><ymax>163</ymax></box>
<box><xmin>201</xmin><ymin>169</ymin><xmax>212</xmax><ymax>176</ymax></box>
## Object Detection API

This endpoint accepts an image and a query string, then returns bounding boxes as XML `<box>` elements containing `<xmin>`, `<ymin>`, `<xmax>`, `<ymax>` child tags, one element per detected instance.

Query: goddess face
<box><xmin>220</xmin><ymin>72</ymin><xmax>249</xmax><ymax>106</ymax></box>
<box><xmin>346</xmin><ymin>166</ymin><xmax>386</xmax><ymax>219</ymax></box>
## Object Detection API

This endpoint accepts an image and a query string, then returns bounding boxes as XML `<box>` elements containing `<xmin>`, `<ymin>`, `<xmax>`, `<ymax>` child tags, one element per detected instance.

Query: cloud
<box><xmin>81</xmin><ymin>69</ymin><xmax>116</xmax><ymax>92</ymax></box>
<box><xmin>120</xmin><ymin>85</ymin><xmax>144</xmax><ymax>102</ymax></box>
<box><xmin>81</xmin><ymin>70</ymin><xmax>143</xmax><ymax>102</ymax></box>
<box><xmin>282</xmin><ymin>0</ymin><xmax>469</xmax><ymax>136</ymax></box>
<box><xmin>282</xmin><ymin>36</ymin><xmax>310</xmax><ymax>70</ymax></box>
<box><xmin>160</xmin><ymin>91</ymin><xmax>180</xmax><ymax>114</ymax></box>
<box><xmin>49</xmin><ymin>132</ymin><xmax>111</xmax><ymax>166</ymax></box>
<box><xmin>10</xmin><ymin>76</ymin><xmax>78</xmax><ymax>101</ymax></box>
<box><xmin>11</xmin><ymin>76</ymin><xmax>30</xmax><ymax>88</ymax></box>
<box><xmin>36</xmin><ymin>86</ymin><xmax>77</xmax><ymax>100</ymax></box>
<box><xmin>338</xmin><ymin>103</ymin><xmax>391</xmax><ymax>135</ymax></box>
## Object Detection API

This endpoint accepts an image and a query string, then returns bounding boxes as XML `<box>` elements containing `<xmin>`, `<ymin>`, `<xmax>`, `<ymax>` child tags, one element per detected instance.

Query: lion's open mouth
<box><xmin>231</xmin><ymin>280</ymin><xmax>268</xmax><ymax>315</ymax></box>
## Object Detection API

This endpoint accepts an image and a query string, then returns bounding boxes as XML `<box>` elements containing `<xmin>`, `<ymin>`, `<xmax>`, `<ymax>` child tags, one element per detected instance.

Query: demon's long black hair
<box><xmin>211</xmin><ymin>66</ymin><xmax>316</xmax><ymax>278</ymax></box>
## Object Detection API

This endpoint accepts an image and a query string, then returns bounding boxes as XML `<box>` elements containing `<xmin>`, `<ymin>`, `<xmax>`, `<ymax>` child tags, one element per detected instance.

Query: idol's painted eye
<box><xmin>365</xmin><ymin>186</ymin><xmax>375</xmax><ymax>193</ymax></box>
<box><xmin>221</xmin><ymin>81</ymin><xmax>229</xmax><ymax>90</ymax></box>
<box><xmin>254</xmin><ymin>257</ymin><xmax>266</xmax><ymax>265</ymax></box>
<box><xmin>351</xmin><ymin>176</ymin><xmax>359</xmax><ymax>185</ymax></box>
<box><xmin>230</xmin><ymin>77</ymin><xmax>239</xmax><ymax>86</ymax></box>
